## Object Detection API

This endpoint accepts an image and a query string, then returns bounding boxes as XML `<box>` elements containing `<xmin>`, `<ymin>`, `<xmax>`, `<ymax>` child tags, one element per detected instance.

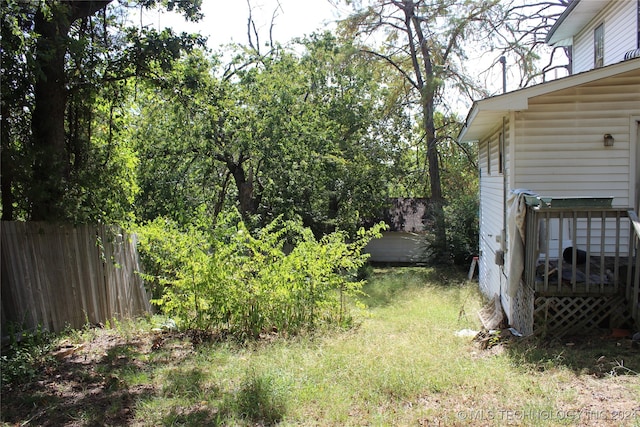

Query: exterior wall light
<box><xmin>603</xmin><ymin>134</ymin><xmax>614</xmax><ymax>146</ymax></box>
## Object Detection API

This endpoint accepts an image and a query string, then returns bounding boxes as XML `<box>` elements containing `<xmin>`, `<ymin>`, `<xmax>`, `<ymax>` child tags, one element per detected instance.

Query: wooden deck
<box><xmin>521</xmin><ymin>205</ymin><xmax>639</xmax><ymax>336</ymax></box>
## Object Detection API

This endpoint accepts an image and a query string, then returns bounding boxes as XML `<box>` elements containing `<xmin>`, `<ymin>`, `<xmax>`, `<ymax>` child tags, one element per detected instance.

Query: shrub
<box><xmin>423</xmin><ymin>193</ymin><xmax>479</xmax><ymax>266</ymax></box>
<box><xmin>445</xmin><ymin>192</ymin><xmax>479</xmax><ymax>265</ymax></box>
<box><xmin>0</xmin><ymin>325</ymin><xmax>57</xmax><ymax>388</ymax></box>
<box><xmin>135</xmin><ymin>212</ymin><xmax>385</xmax><ymax>337</ymax></box>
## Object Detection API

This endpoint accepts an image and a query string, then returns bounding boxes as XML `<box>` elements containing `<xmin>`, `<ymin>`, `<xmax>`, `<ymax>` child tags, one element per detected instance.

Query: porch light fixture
<box><xmin>603</xmin><ymin>134</ymin><xmax>614</xmax><ymax>146</ymax></box>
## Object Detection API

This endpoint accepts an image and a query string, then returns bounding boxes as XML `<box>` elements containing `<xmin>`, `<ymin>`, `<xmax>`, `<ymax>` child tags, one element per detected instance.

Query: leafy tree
<box><xmin>133</xmin><ymin>34</ymin><xmax>410</xmax><ymax>235</ymax></box>
<box><xmin>338</xmin><ymin>0</ymin><xmax>569</xmax><ymax>263</ymax></box>
<box><xmin>1</xmin><ymin>3</ymin><xmax>34</xmax><ymax>220</ymax></box>
<box><xmin>338</xmin><ymin>0</ymin><xmax>502</xmax><ymax>263</ymax></box>
<box><xmin>132</xmin><ymin>51</ymin><xmax>232</xmax><ymax>225</ymax></box>
<box><xmin>0</xmin><ymin>0</ymin><xmax>203</xmax><ymax>222</ymax></box>
<box><xmin>251</xmin><ymin>33</ymin><xmax>410</xmax><ymax>234</ymax></box>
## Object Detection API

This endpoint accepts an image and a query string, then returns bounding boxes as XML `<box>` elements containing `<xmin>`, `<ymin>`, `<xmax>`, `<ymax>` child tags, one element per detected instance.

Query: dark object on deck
<box><xmin>563</xmin><ymin>247</ymin><xmax>587</xmax><ymax>265</ymax></box>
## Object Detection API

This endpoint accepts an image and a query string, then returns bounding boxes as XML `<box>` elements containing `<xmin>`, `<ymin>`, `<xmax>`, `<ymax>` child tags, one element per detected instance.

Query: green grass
<box><xmin>2</xmin><ymin>267</ymin><xmax>639</xmax><ymax>426</ymax></box>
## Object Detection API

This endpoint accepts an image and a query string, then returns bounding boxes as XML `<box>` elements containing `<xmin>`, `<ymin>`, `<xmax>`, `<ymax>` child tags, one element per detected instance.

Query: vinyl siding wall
<box><xmin>364</xmin><ymin>232</ymin><xmax>427</xmax><ymax>263</ymax></box>
<box><xmin>512</xmin><ymin>70</ymin><xmax>640</xmax><ymax>255</ymax></box>
<box><xmin>573</xmin><ymin>0</ymin><xmax>638</xmax><ymax>73</ymax></box>
<box><xmin>478</xmin><ymin>123</ymin><xmax>508</xmax><ymax>303</ymax></box>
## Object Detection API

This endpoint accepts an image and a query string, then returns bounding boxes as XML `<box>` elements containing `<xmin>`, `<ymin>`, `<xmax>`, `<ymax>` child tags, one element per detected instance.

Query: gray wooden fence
<box><xmin>1</xmin><ymin>222</ymin><xmax>151</xmax><ymax>336</ymax></box>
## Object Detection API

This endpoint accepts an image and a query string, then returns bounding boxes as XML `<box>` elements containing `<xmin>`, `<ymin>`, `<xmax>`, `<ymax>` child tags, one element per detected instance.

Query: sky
<box><xmin>140</xmin><ymin>0</ymin><xmax>350</xmax><ymax>49</ymax></box>
<box><xmin>135</xmin><ymin>0</ymin><xmax>564</xmax><ymax>107</ymax></box>
<box><xmin>135</xmin><ymin>0</ymin><xmax>506</xmax><ymax>113</ymax></box>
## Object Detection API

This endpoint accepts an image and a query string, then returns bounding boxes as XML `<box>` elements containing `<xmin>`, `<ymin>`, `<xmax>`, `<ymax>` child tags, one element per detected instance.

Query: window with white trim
<box><xmin>594</xmin><ymin>23</ymin><xmax>604</xmax><ymax>68</ymax></box>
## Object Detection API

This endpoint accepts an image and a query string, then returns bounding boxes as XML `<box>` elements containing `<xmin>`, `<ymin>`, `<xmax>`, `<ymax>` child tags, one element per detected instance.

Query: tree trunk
<box><xmin>30</xmin><ymin>6</ymin><xmax>70</xmax><ymax>220</ymax></box>
<box><xmin>29</xmin><ymin>1</ymin><xmax>111</xmax><ymax>221</ymax></box>
<box><xmin>422</xmin><ymin>91</ymin><xmax>449</xmax><ymax>263</ymax></box>
<box><xmin>405</xmin><ymin>0</ymin><xmax>449</xmax><ymax>263</ymax></box>
<box><xmin>1</xmin><ymin>103</ymin><xmax>14</xmax><ymax>220</ymax></box>
<box><xmin>226</xmin><ymin>157</ymin><xmax>259</xmax><ymax>221</ymax></box>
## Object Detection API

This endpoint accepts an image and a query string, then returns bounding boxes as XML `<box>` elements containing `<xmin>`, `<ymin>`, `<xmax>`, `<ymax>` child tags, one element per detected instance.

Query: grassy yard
<box><xmin>2</xmin><ymin>267</ymin><xmax>639</xmax><ymax>426</ymax></box>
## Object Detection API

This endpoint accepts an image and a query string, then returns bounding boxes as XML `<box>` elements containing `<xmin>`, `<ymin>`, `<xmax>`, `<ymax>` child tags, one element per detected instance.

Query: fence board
<box><xmin>1</xmin><ymin>222</ymin><xmax>150</xmax><ymax>336</ymax></box>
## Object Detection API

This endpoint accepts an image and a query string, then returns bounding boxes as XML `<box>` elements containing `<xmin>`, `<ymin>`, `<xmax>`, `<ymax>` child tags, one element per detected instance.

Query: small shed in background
<box><xmin>364</xmin><ymin>198</ymin><xmax>432</xmax><ymax>264</ymax></box>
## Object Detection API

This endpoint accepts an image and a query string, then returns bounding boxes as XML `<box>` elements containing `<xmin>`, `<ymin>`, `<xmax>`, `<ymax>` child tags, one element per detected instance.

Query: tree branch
<box><xmin>360</xmin><ymin>48</ymin><xmax>418</xmax><ymax>89</ymax></box>
<box><xmin>67</xmin><ymin>0</ymin><xmax>112</xmax><ymax>23</ymax></box>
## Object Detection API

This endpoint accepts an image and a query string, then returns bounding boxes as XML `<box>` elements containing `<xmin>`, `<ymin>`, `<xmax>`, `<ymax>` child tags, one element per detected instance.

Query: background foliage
<box><xmin>1</xmin><ymin>0</ymin><xmax>569</xmax><ymax>338</ymax></box>
<box><xmin>131</xmin><ymin>33</ymin><xmax>410</xmax><ymax>236</ymax></box>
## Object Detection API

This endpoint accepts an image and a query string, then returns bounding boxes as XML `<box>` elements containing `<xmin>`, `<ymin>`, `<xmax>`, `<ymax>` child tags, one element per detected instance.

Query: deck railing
<box><xmin>522</xmin><ymin>205</ymin><xmax>639</xmax><ymax>326</ymax></box>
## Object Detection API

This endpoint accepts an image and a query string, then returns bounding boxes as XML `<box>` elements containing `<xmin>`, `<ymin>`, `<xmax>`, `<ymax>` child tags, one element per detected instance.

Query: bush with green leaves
<box><xmin>421</xmin><ymin>193</ymin><xmax>479</xmax><ymax>266</ymax></box>
<box><xmin>444</xmin><ymin>192</ymin><xmax>479</xmax><ymax>266</ymax></box>
<box><xmin>0</xmin><ymin>325</ymin><xmax>57</xmax><ymax>388</ymax></box>
<box><xmin>135</xmin><ymin>212</ymin><xmax>385</xmax><ymax>338</ymax></box>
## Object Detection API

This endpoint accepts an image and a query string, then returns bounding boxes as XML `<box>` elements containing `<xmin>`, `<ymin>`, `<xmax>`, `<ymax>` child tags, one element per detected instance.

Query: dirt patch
<box><xmin>1</xmin><ymin>329</ymin><xmax>178</xmax><ymax>426</ymax></box>
<box><xmin>466</xmin><ymin>332</ymin><xmax>640</xmax><ymax>426</ymax></box>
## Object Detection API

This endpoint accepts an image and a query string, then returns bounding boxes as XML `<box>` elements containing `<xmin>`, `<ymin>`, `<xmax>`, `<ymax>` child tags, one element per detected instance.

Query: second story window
<box><xmin>594</xmin><ymin>23</ymin><xmax>604</xmax><ymax>68</ymax></box>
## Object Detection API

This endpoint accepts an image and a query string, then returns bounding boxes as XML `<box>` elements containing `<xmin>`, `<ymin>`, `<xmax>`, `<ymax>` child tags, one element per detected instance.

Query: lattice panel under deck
<box><xmin>533</xmin><ymin>295</ymin><xmax>628</xmax><ymax>337</ymax></box>
<box><xmin>510</xmin><ymin>283</ymin><xmax>534</xmax><ymax>336</ymax></box>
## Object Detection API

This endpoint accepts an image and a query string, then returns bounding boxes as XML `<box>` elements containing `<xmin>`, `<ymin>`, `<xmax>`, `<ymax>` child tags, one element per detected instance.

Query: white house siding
<box><xmin>478</xmin><ymin>125</ymin><xmax>507</xmax><ymax>302</ymax></box>
<box><xmin>512</xmin><ymin>70</ymin><xmax>640</xmax><ymax>254</ymax></box>
<box><xmin>364</xmin><ymin>232</ymin><xmax>427</xmax><ymax>263</ymax></box>
<box><xmin>572</xmin><ymin>0</ymin><xmax>637</xmax><ymax>74</ymax></box>
<box><xmin>636</xmin><ymin>118</ymin><xmax>640</xmax><ymax>212</ymax></box>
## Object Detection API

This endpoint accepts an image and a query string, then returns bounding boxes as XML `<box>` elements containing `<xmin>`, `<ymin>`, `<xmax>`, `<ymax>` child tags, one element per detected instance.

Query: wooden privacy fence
<box><xmin>1</xmin><ymin>222</ymin><xmax>151</xmax><ymax>336</ymax></box>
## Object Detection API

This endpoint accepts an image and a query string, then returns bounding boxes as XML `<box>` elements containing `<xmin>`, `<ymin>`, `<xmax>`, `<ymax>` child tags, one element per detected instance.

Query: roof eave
<box><xmin>545</xmin><ymin>0</ymin><xmax>580</xmax><ymax>45</ymax></box>
<box><xmin>546</xmin><ymin>0</ymin><xmax>606</xmax><ymax>46</ymax></box>
<box><xmin>458</xmin><ymin>58</ymin><xmax>640</xmax><ymax>143</ymax></box>
<box><xmin>457</xmin><ymin>102</ymin><xmax>479</xmax><ymax>142</ymax></box>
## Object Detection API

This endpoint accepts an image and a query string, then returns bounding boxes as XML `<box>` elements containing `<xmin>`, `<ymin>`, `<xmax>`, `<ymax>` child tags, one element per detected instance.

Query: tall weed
<box><xmin>0</xmin><ymin>325</ymin><xmax>57</xmax><ymax>387</ymax></box>
<box><xmin>136</xmin><ymin>212</ymin><xmax>385</xmax><ymax>337</ymax></box>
